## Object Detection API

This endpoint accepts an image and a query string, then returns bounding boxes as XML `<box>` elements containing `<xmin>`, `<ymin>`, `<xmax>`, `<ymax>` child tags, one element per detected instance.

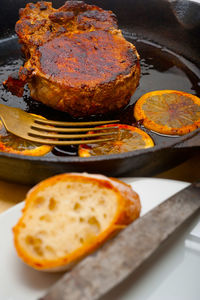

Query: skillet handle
<box><xmin>174</xmin><ymin>128</ymin><xmax>200</xmax><ymax>149</ymax></box>
<box><xmin>169</xmin><ymin>0</ymin><xmax>200</xmax><ymax>29</ymax></box>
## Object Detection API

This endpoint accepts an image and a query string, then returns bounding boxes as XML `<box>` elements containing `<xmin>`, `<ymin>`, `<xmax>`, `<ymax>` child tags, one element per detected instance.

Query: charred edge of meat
<box><xmin>15</xmin><ymin>19</ymin><xmax>48</xmax><ymax>37</ymax></box>
<box><xmin>79</xmin><ymin>10</ymin><xmax>114</xmax><ymax>23</ymax></box>
<box><xmin>39</xmin><ymin>1</ymin><xmax>48</xmax><ymax>11</ymax></box>
<box><xmin>59</xmin><ymin>1</ymin><xmax>87</xmax><ymax>12</ymax></box>
<box><xmin>3</xmin><ymin>65</ymin><xmax>35</xmax><ymax>97</ymax></box>
<box><xmin>19</xmin><ymin>1</ymin><xmax>53</xmax><ymax>18</ymax></box>
<box><xmin>49</xmin><ymin>11</ymin><xmax>75</xmax><ymax>24</ymax></box>
<box><xmin>76</xmin><ymin>9</ymin><xmax>118</xmax><ymax>30</ymax></box>
<box><xmin>3</xmin><ymin>72</ymin><xmax>26</xmax><ymax>97</ymax></box>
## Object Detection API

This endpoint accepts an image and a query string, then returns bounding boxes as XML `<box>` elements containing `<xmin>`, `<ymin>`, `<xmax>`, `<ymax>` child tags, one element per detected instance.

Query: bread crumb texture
<box><xmin>13</xmin><ymin>173</ymin><xmax>140</xmax><ymax>271</ymax></box>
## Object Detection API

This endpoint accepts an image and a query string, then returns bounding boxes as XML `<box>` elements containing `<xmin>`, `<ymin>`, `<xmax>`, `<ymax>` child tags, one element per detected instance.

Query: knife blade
<box><xmin>41</xmin><ymin>181</ymin><xmax>200</xmax><ymax>300</ymax></box>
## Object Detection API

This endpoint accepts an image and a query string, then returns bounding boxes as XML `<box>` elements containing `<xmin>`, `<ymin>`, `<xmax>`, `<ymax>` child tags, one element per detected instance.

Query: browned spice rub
<box><xmin>4</xmin><ymin>1</ymin><xmax>140</xmax><ymax>117</ymax></box>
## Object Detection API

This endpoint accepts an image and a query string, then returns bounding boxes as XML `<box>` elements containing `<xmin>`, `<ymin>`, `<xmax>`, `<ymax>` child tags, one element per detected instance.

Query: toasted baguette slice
<box><xmin>13</xmin><ymin>173</ymin><xmax>141</xmax><ymax>271</ymax></box>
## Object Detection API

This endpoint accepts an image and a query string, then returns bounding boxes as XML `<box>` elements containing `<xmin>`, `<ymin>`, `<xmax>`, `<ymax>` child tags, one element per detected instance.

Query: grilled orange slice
<box><xmin>134</xmin><ymin>90</ymin><xmax>200</xmax><ymax>135</ymax></box>
<box><xmin>0</xmin><ymin>114</ymin><xmax>53</xmax><ymax>156</ymax></box>
<box><xmin>78</xmin><ymin>124</ymin><xmax>154</xmax><ymax>157</ymax></box>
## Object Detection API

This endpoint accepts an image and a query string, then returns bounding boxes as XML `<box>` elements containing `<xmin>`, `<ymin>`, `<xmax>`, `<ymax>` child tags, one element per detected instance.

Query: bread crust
<box><xmin>11</xmin><ymin>1</ymin><xmax>140</xmax><ymax>117</ymax></box>
<box><xmin>13</xmin><ymin>173</ymin><xmax>140</xmax><ymax>271</ymax></box>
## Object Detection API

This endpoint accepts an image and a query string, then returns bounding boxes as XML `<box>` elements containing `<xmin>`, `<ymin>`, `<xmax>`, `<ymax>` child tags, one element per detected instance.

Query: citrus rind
<box><xmin>134</xmin><ymin>90</ymin><xmax>200</xmax><ymax>135</ymax></box>
<box><xmin>0</xmin><ymin>114</ymin><xmax>53</xmax><ymax>156</ymax></box>
<box><xmin>78</xmin><ymin>124</ymin><xmax>154</xmax><ymax>157</ymax></box>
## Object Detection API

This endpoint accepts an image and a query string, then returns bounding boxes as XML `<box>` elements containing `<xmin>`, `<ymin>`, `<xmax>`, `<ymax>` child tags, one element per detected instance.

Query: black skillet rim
<box><xmin>0</xmin><ymin>128</ymin><xmax>199</xmax><ymax>164</ymax></box>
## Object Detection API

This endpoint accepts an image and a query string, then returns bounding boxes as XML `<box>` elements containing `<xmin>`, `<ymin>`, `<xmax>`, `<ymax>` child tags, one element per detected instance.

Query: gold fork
<box><xmin>0</xmin><ymin>104</ymin><xmax>119</xmax><ymax>145</ymax></box>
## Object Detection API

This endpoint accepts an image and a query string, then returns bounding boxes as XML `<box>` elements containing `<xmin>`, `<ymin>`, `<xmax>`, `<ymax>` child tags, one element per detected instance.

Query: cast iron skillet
<box><xmin>0</xmin><ymin>0</ymin><xmax>199</xmax><ymax>185</ymax></box>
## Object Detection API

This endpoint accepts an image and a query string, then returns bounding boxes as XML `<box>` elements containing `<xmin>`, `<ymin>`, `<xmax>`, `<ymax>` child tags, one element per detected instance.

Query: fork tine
<box><xmin>31</xmin><ymin>124</ymin><xmax>119</xmax><ymax>132</ymax></box>
<box><xmin>24</xmin><ymin>136</ymin><xmax>115</xmax><ymax>145</ymax></box>
<box><xmin>0</xmin><ymin>104</ymin><xmax>119</xmax><ymax>145</ymax></box>
<box><xmin>33</xmin><ymin>118</ymin><xmax>120</xmax><ymax>126</ymax></box>
<box><xmin>28</xmin><ymin>130</ymin><xmax>117</xmax><ymax>139</ymax></box>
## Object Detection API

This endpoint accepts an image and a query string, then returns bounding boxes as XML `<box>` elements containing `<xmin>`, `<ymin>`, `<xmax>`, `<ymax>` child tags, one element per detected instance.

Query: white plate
<box><xmin>0</xmin><ymin>178</ymin><xmax>200</xmax><ymax>300</ymax></box>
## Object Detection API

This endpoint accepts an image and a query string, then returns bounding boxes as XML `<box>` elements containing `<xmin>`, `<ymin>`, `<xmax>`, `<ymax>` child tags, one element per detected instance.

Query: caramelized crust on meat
<box><xmin>4</xmin><ymin>1</ymin><xmax>140</xmax><ymax>117</ymax></box>
<box><xmin>15</xmin><ymin>1</ymin><xmax>117</xmax><ymax>53</ymax></box>
<box><xmin>38</xmin><ymin>31</ymin><xmax>138</xmax><ymax>87</ymax></box>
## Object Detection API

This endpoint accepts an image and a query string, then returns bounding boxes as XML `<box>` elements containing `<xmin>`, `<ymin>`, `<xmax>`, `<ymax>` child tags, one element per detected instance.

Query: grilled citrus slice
<box><xmin>0</xmin><ymin>114</ymin><xmax>52</xmax><ymax>156</ymax></box>
<box><xmin>78</xmin><ymin>124</ymin><xmax>154</xmax><ymax>157</ymax></box>
<box><xmin>134</xmin><ymin>90</ymin><xmax>200</xmax><ymax>135</ymax></box>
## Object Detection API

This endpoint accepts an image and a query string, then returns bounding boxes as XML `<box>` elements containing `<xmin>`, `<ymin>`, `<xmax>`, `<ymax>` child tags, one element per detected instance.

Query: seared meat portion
<box><xmin>4</xmin><ymin>1</ymin><xmax>140</xmax><ymax>117</ymax></box>
<box><xmin>15</xmin><ymin>1</ymin><xmax>118</xmax><ymax>54</ymax></box>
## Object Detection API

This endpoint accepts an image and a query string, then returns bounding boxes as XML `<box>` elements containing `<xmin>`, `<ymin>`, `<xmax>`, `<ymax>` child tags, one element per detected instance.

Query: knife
<box><xmin>41</xmin><ymin>181</ymin><xmax>200</xmax><ymax>300</ymax></box>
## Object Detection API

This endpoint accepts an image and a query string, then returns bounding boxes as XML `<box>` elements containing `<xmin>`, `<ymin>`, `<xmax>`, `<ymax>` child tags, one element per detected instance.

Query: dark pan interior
<box><xmin>0</xmin><ymin>0</ymin><xmax>199</xmax><ymax>184</ymax></box>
